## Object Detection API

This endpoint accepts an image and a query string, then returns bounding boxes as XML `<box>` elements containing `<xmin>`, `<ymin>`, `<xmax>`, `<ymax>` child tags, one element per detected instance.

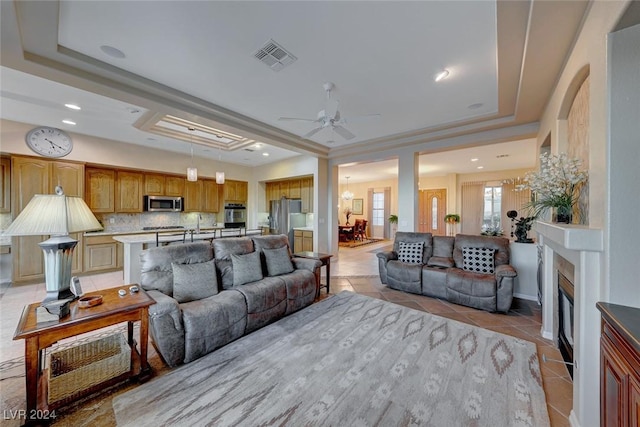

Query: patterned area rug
<box><xmin>338</xmin><ymin>238</ymin><xmax>383</xmax><ymax>248</ymax></box>
<box><xmin>113</xmin><ymin>292</ymin><xmax>549</xmax><ymax>426</ymax></box>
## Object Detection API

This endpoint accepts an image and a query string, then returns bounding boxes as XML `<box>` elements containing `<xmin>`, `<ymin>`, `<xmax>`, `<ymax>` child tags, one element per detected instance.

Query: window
<box><xmin>372</xmin><ymin>192</ymin><xmax>384</xmax><ymax>226</ymax></box>
<box><xmin>483</xmin><ymin>186</ymin><xmax>502</xmax><ymax>231</ymax></box>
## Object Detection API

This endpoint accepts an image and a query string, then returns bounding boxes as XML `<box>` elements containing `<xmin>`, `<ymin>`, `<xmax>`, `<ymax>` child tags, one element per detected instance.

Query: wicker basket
<box><xmin>47</xmin><ymin>333</ymin><xmax>130</xmax><ymax>404</ymax></box>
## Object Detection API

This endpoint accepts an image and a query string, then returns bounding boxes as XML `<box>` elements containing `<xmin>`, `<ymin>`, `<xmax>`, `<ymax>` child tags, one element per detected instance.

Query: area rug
<box><xmin>113</xmin><ymin>292</ymin><xmax>550</xmax><ymax>426</ymax></box>
<box><xmin>338</xmin><ymin>238</ymin><xmax>383</xmax><ymax>248</ymax></box>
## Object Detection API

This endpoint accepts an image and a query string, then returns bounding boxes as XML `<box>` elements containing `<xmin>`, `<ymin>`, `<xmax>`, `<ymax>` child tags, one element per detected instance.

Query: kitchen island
<box><xmin>112</xmin><ymin>228</ymin><xmax>223</xmax><ymax>284</ymax></box>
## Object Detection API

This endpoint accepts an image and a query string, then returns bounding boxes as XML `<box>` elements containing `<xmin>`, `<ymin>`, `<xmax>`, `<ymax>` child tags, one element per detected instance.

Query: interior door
<box><xmin>419</xmin><ymin>189</ymin><xmax>446</xmax><ymax>236</ymax></box>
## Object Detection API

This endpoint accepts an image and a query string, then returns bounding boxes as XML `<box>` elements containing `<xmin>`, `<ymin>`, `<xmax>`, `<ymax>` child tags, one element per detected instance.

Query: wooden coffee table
<box><xmin>13</xmin><ymin>286</ymin><xmax>155</xmax><ymax>424</ymax></box>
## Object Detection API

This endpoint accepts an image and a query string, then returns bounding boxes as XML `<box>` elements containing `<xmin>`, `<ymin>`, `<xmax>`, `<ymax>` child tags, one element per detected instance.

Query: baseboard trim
<box><xmin>514</xmin><ymin>292</ymin><xmax>538</xmax><ymax>301</ymax></box>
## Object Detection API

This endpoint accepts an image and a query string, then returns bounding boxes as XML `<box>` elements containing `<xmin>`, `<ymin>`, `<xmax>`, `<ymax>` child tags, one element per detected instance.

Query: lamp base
<box><xmin>39</xmin><ymin>235</ymin><xmax>77</xmax><ymax>304</ymax></box>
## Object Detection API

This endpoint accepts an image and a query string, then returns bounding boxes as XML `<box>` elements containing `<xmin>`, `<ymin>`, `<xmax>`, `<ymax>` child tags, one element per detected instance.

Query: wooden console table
<box><xmin>13</xmin><ymin>286</ymin><xmax>155</xmax><ymax>424</ymax></box>
<box><xmin>293</xmin><ymin>252</ymin><xmax>332</xmax><ymax>298</ymax></box>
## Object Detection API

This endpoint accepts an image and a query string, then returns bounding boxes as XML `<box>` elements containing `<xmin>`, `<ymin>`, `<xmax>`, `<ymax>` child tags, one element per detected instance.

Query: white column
<box><xmin>396</xmin><ymin>151</ymin><xmax>419</xmax><ymax>232</ymax></box>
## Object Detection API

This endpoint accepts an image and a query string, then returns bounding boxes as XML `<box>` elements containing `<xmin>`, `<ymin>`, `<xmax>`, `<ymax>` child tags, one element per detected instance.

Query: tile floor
<box><xmin>0</xmin><ymin>239</ymin><xmax>572</xmax><ymax>426</ymax></box>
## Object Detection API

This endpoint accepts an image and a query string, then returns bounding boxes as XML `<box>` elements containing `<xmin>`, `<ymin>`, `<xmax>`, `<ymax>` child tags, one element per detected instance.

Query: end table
<box><xmin>13</xmin><ymin>286</ymin><xmax>155</xmax><ymax>424</ymax></box>
<box><xmin>293</xmin><ymin>252</ymin><xmax>332</xmax><ymax>298</ymax></box>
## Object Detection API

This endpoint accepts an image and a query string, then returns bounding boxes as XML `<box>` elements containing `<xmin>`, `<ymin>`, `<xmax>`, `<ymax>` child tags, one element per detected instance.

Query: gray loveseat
<box><xmin>377</xmin><ymin>232</ymin><xmax>517</xmax><ymax>312</ymax></box>
<box><xmin>139</xmin><ymin>234</ymin><xmax>321</xmax><ymax>366</ymax></box>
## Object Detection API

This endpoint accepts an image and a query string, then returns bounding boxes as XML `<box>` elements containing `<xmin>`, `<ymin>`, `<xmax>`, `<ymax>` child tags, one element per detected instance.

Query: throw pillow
<box><xmin>171</xmin><ymin>260</ymin><xmax>218</xmax><ymax>303</ymax></box>
<box><xmin>231</xmin><ymin>251</ymin><xmax>263</xmax><ymax>286</ymax></box>
<box><xmin>263</xmin><ymin>246</ymin><xmax>294</xmax><ymax>277</ymax></box>
<box><xmin>397</xmin><ymin>241</ymin><xmax>424</xmax><ymax>264</ymax></box>
<box><xmin>462</xmin><ymin>247</ymin><xmax>496</xmax><ymax>274</ymax></box>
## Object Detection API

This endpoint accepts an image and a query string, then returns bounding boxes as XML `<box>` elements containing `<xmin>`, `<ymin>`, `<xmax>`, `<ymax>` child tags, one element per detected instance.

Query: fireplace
<box><xmin>557</xmin><ymin>272</ymin><xmax>574</xmax><ymax>378</ymax></box>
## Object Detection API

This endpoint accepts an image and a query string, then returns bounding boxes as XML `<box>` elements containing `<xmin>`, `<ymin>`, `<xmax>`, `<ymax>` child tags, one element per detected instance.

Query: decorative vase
<box><xmin>552</xmin><ymin>205</ymin><xmax>573</xmax><ymax>224</ymax></box>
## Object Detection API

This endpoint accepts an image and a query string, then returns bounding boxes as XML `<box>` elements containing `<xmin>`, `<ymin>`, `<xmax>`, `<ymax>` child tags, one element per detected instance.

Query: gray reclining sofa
<box><xmin>377</xmin><ymin>232</ymin><xmax>517</xmax><ymax>312</ymax></box>
<box><xmin>139</xmin><ymin>234</ymin><xmax>320</xmax><ymax>366</ymax></box>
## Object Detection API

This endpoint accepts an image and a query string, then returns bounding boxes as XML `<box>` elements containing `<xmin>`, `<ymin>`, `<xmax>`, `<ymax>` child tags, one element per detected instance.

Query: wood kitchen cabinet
<box><xmin>86</xmin><ymin>167</ymin><xmax>115</xmax><ymax>212</ymax></box>
<box><xmin>0</xmin><ymin>157</ymin><xmax>10</xmax><ymax>213</ymax></box>
<box><xmin>116</xmin><ymin>171</ymin><xmax>144</xmax><ymax>212</ymax></box>
<box><xmin>184</xmin><ymin>179</ymin><xmax>203</xmax><ymax>212</ymax></box>
<box><xmin>266</xmin><ymin>176</ymin><xmax>313</xmax><ymax>213</ymax></box>
<box><xmin>293</xmin><ymin>229</ymin><xmax>313</xmax><ymax>253</ymax></box>
<box><xmin>202</xmin><ymin>179</ymin><xmax>220</xmax><ymax>212</ymax></box>
<box><xmin>11</xmin><ymin>156</ymin><xmax>84</xmax><ymax>283</ymax></box>
<box><xmin>164</xmin><ymin>175</ymin><xmax>185</xmax><ymax>197</ymax></box>
<box><xmin>223</xmin><ymin>180</ymin><xmax>248</xmax><ymax>204</ymax></box>
<box><xmin>144</xmin><ymin>173</ymin><xmax>165</xmax><ymax>195</ymax></box>
<box><xmin>84</xmin><ymin>235</ymin><xmax>122</xmax><ymax>272</ymax></box>
<box><xmin>597</xmin><ymin>302</ymin><xmax>640</xmax><ymax>427</ymax></box>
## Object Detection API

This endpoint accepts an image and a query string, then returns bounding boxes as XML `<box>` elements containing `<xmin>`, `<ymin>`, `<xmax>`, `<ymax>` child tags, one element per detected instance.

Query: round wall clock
<box><xmin>25</xmin><ymin>126</ymin><xmax>73</xmax><ymax>158</ymax></box>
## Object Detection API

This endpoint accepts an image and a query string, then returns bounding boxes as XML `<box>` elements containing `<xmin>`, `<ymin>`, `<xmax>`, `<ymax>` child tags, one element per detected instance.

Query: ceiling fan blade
<box><xmin>278</xmin><ymin>117</ymin><xmax>319</xmax><ymax>122</ymax></box>
<box><xmin>332</xmin><ymin>125</ymin><xmax>356</xmax><ymax>140</ymax></box>
<box><xmin>341</xmin><ymin>113</ymin><xmax>381</xmax><ymax>124</ymax></box>
<box><xmin>303</xmin><ymin>126</ymin><xmax>324</xmax><ymax>139</ymax></box>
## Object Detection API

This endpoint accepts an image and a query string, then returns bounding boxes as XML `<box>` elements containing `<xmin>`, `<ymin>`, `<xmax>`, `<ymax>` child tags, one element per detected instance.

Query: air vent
<box><xmin>496</xmin><ymin>154</ymin><xmax>510</xmax><ymax>158</ymax></box>
<box><xmin>244</xmin><ymin>148</ymin><xmax>254</xmax><ymax>152</ymax></box>
<box><xmin>254</xmin><ymin>39</ymin><xmax>297</xmax><ymax>72</ymax></box>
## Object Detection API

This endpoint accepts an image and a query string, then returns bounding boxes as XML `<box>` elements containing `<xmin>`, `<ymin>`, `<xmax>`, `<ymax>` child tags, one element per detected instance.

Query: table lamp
<box><xmin>3</xmin><ymin>186</ymin><xmax>103</xmax><ymax>303</ymax></box>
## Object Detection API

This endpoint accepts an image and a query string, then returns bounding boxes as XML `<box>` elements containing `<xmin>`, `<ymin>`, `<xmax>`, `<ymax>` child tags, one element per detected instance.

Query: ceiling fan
<box><xmin>278</xmin><ymin>82</ymin><xmax>380</xmax><ymax>141</ymax></box>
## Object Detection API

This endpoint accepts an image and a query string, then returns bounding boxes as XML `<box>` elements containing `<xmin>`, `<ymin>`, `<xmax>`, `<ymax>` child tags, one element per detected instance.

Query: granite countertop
<box><xmin>293</xmin><ymin>227</ymin><xmax>314</xmax><ymax>231</ymax></box>
<box><xmin>85</xmin><ymin>227</ymin><xmax>223</xmax><ymax>237</ymax></box>
<box><xmin>112</xmin><ymin>230</ymin><xmax>221</xmax><ymax>245</ymax></box>
<box><xmin>596</xmin><ymin>302</ymin><xmax>640</xmax><ymax>354</ymax></box>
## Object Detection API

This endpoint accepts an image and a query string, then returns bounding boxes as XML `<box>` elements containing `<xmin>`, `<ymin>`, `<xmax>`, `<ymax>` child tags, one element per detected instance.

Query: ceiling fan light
<box><xmin>216</xmin><ymin>171</ymin><xmax>225</xmax><ymax>184</ymax></box>
<box><xmin>435</xmin><ymin>69</ymin><xmax>450</xmax><ymax>82</ymax></box>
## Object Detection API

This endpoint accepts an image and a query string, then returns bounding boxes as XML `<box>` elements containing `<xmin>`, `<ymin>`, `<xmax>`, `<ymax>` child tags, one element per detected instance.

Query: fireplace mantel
<box><xmin>535</xmin><ymin>220</ymin><xmax>603</xmax><ymax>427</ymax></box>
<box><xmin>535</xmin><ymin>221</ymin><xmax>603</xmax><ymax>252</ymax></box>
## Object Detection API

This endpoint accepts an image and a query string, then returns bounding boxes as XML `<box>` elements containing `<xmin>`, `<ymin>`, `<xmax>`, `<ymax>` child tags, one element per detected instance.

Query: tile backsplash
<box><xmin>97</xmin><ymin>212</ymin><xmax>219</xmax><ymax>232</ymax></box>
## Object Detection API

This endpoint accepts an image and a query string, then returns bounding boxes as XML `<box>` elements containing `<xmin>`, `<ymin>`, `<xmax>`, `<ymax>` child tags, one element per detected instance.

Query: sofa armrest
<box><xmin>292</xmin><ymin>257</ymin><xmax>322</xmax><ymax>272</ymax></box>
<box><xmin>495</xmin><ymin>264</ymin><xmax>517</xmax><ymax>278</ymax></box>
<box><xmin>376</xmin><ymin>251</ymin><xmax>398</xmax><ymax>262</ymax></box>
<box><xmin>146</xmin><ymin>290</ymin><xmax>185</xmax><ymax>367</ymax></box>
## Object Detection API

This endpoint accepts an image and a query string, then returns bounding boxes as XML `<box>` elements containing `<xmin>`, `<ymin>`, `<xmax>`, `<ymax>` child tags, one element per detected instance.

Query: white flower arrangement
<box><xmin>520</xmin><ymin>152</ymin><xmax>588</xmax><ymax>220</ymax></box>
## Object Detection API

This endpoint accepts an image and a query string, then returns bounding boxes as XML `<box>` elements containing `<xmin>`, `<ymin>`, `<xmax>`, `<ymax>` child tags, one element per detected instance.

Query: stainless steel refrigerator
<box><xmin>269</xmin><ymin>197</ymin><xmax>305</xmax><ymax>245</ymax></box>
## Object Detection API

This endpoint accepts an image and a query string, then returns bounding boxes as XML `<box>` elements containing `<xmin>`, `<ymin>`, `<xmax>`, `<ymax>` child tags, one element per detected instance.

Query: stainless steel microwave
<box><xmin>143</xmin><ymin>195</ymin><xmax>184</xmax><ymax>212</ymax></box>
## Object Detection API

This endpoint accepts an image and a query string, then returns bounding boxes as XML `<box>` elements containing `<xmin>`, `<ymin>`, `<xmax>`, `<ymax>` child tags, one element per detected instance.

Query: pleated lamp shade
<box><xmin>4</xmin><ymin>193</ymin><xmax>102</xmax><ymax>236</ymax></box>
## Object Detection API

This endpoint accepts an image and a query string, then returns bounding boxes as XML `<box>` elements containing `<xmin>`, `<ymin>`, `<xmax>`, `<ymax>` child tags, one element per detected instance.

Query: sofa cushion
<box><xmin>386</xmin><ymin>260</ymin><xmax>422</xmax><ymax>294</ymax></box>
<box><xmin>446</xmin><ymin>269</ymin><xmax>497</xmax><ymax>311</ymax></box>
<box><xmin>397</xmin><ymin>241</ymin><xmax>424</xmax><ymax>264</ymax></box>
<box><xmin>171</xmin><ymin>260</ymin><xmax>218</xmax><ymax>303</ymax></box>
<box><xmin>462</xmin><ymin>247</ymin><xmax>496</xmax><ymax>274</ymax></box>
<box><xmin>140</xmin><ymin>241</ymin><xmax>213</xmax><ymax>296</ymax></box>
<box><xmin>432</xmin><ymin>236</ymin><xmax>455</xmax><ymax>257</ymax></box>
<box><xmin>231</xmin><ymin>251</ymin><xmax>263</xmax><ymax>286</ymax></box>
<box><xmin>426</xmin><ymin>256</ymin><xmax>455</xmax><ymax>268</ymax></box>
<box><xmin>263</xmin><ymin>246</ymin><xmax>295</xmax><ymax>276</ymax></box>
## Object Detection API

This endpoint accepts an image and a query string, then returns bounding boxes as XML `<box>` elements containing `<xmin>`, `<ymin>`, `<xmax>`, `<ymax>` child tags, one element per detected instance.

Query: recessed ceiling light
<box><xmin>100</xmin><ymin>45</ymin><xmax>126</xmax><ymax>59</ymax></box>
<box><xmin>471</xmin><ymin>158</ymin><xmax>479</xmax><ymax>162</ymax></box>
<box><xmin>262</xmin><ymin>152</ymin><xmax>270</xmax><ymax>157</ymax></box>
<box><xmin>64</xmin><ymin>103</ymin><xmax>81</xmax><ymax>110</ymax></box>
<box><xmin>434</xmin><ymin>69</ymin><xmax>450</xmax><ymax>82</ymax></box>
<box><xmin>477</xmin><ymin>166</ymin><xmax>484</xmax><ymax>169</ymax></box>
<box><xmin>468</xmin><ymin>103</ymin><xmax>483</xmax><ymax>110</ymax></box>
<box><xmin>62</xmin><ymin>119</ymin><xmax>76</xmax><ymax>125</ymax></box>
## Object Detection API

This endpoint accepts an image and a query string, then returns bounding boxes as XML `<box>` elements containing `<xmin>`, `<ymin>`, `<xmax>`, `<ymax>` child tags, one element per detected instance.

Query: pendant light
<box><xmin>341</xmin><ymin>176</ymin><xmax>354</xmax><ymax>200</ymax></box>
<box><xmin>186</xmin><ymin>127</ymin><xmax>198</xmax><ymax>182</ymax></box>
<box><xmin>215</xmin><ymin>146</ymin><xmax>225</xmax><ymax>184</ymax></box>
